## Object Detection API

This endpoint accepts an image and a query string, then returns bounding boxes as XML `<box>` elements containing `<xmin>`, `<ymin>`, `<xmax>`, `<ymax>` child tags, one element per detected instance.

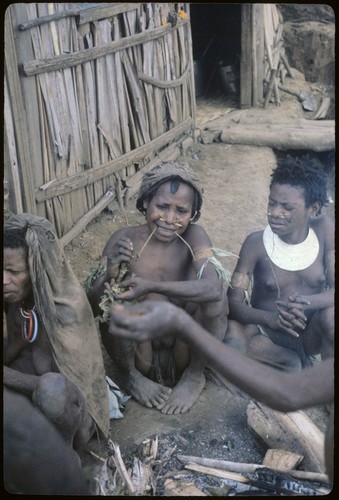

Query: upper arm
<box><xmin>185</xmin><ymin>225</ymin><xmax>216</xmax><ymax>277</ymax></box>
<box><xmin>228</xmin><ymin>232</ymin><xmax>262</xmax><ymax>300</ymax></box>
<box><xmin>232</xmin><ymin>231</ymin><xmax>262</xmax><ymax>275</ymax></box>
<box><xmin>313</xmin><ymin>216</ymin><xmax>334</xmax><ymax>287</ymax></box>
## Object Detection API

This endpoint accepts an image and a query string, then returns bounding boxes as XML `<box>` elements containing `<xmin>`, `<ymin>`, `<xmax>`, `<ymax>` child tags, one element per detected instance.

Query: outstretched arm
<box><xmin>109</xmin><ymin>301</ymin><xmax>334</xmax><ymax>412</ymax></box>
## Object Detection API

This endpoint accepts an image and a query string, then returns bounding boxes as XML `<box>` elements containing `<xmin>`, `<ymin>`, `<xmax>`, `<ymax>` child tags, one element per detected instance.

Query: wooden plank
<box><xmin>247</xmin><ymin>401</ymin><xmax>326</xmax><ymax>474</ymax></box>
<box><xmin>254</xmin><ymin>4</ymin><xmax>264</xmax><ymax>104</ymax></box>
<box><xmin>164</xmin><ymin>478</ymin><xmax>206</xmax><ymax>496</ymax></box>
<box><xmin>184</xmin><ymin>463</ymin><xmax>249</xmax><ymax>483</ymax></box>
<box><xmin>177</xmin><ymin>455</ymin><xmax>329</xmax><ymax>483</ymax></box>
<box><xmin>78</xmin><ymin>3</ymin><xmax>140</xmax><ymax>25</ymax></box>
<box><xmin>5</xmin><ymin>5</ymin><xmax>37</xmax><ymax>214</ymax></box>
<box><xmin>35</xmin><ymin>118</ymin><xmax>193</xmax><ymax>201</ymax></box>
<box><xmin>60</xmin><ymin>189</ymin><xmax>116</xmax><ymax>248</ymax></box>
<box><xmin>263</xmin><ymin>449</ymin><xmax>303</xmax><ymax>471</ymax></box>
<box><xmin>240</xmin><ymin>4</ymin><xmax>252</xmax><ymax>108</ymax></box>
<box><xmin>23</xmin><ymin>20</ymin><xmax>190</xmax><ymax>76</ymax></box>
<box><xmin>219</xmin><ymin>122</ymin><xmax>334</xmax><ymax>151</ymax></box>
<box><xmin>19</xmin><ymin>4</ymin><xmax>142</xmax><ymax>31</ymax></box>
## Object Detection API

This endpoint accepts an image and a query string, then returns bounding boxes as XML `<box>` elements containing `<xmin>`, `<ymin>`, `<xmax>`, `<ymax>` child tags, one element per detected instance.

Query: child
<box><xmin>87</xmin><ymin>161</ymin><xmax>229</xmax><ymax>415</ymax></box>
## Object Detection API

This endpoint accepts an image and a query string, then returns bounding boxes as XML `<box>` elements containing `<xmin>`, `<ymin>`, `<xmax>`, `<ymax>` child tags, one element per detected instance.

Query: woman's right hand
<box><xmin>106</xmin><ymin>238</ymin><xmax>134</xmax><ymax>280</ymax></box>
<box><xmin>265</xmin><ymin>310</ymin><xmax>300</xmax><ymax>338</ymax></box>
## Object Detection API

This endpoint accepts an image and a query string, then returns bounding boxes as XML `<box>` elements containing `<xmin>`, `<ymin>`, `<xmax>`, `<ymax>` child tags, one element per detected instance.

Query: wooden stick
<box><xmin>177</xmin><ymin>455</ymin><xmax>329</xmax><ymax>483</ymax></box>
<box><xmin>264</xmin><ymin>68</ymin><xmax>277</xmax><ymax>108</ymax></box>
<box><xmin>60</xmin><ymin>189</ymin><xmax>116</xmax><ymax>247</ymax></box>
<box><xmin>109</xmin><ymin>440</ymin><xmax>136</xmax><ymax>495</ymax></box>
<box><xmin>184</xmin><ymin>462</ymin><xmax>249</xmax><ymax>483</ymax></box>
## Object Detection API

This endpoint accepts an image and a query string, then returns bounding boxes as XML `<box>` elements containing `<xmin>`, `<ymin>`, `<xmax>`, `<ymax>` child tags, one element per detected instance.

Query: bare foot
<box><xmin>126</xmin><ymin>370</ymin><xmax>172</xmax><ymax>408</ymax></box>
<box><xmin>157</xmin><ymin>371</ymin><xmax>205</xmax><ymax>415</ymax></box>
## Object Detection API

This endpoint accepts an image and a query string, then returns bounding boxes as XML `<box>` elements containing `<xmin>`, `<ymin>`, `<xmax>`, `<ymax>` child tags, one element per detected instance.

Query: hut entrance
<box><xmin>190</xmin><ymin>4</ymin><xmax>241</xmax><ymax>102</ymax></box>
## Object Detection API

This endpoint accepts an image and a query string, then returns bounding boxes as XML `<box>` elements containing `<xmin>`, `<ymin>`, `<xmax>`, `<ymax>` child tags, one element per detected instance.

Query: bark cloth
<box><xmin>5</xmin><ymin>213</ymin><xmax>109</xmax><ymax>437</ymax></box>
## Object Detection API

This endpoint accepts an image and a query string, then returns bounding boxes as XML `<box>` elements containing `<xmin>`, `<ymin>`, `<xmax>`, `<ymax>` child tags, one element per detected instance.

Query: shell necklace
<box><xmin>20</xmin><ymin>305</ymin><xmax>39</xmax><ymax>343</ymax></box>
<box><xmin>263</xmin><ymin>224</ymin><xmax>319</xmax><ymax>271</ymax></box>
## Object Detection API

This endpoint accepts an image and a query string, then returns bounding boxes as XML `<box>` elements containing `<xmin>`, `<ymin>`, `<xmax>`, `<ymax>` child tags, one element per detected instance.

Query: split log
<box><xmin>164</xmin><ymin>478</ymin><xmax>206</xmax><ymax>496</ymax></box>
<box><xmin>220</xmin><ymin>122</ymin><xmax>334</xmax><ymax>151</ymax></box>
<box><xmin>184</xmin><ymin>462</ymin><xmax>249</xmax><ymax>483</ymax></box>
<box><xmin>246</xmin><ymin>401</ymin><xmax>326</xmax><ymax>473</ymax></box>
<box><xmin>177</xmin><ymin>455</ymin><xmax>329</xmax><ymax>483</ymax></box>
<box><xmin>314</xmin><ymin>97</ymin><xmax>331</xmax><ymax>120</ymax></box>
<box><xmin>263</xmin><ymin>449</ymin><xmax>303</xmax><ymax>470</ymax></box>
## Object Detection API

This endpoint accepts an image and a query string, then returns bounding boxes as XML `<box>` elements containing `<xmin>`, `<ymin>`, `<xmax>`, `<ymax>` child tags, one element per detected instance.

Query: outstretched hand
<box><xmin>108</xmin><ymin>301</ymin><xmax>182</xmax><ymax>342</ymax></box>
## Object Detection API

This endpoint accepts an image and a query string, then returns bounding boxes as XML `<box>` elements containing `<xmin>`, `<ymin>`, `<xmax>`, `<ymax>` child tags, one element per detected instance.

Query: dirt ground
<box><xmin>64</xmin><ymin>90</ymin><xmax>334</xmax><ymax>495</ymax></box>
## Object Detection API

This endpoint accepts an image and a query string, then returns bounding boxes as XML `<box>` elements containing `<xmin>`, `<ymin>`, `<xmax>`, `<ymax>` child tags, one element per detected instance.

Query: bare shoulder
<box><xmin>183</xmin><ymin>223</ymin><xmax>212</xmax><ymax>247</ymax></box>
<box><xmin>241</xmin><ymin>230</ymin><xmax>264</xmax><ymax>250</ymax></box>
<box><xmin>311</xmin><ymin>214</ymin><xmax>334</xmax><ymax>232</ymax></box>
<box><xmin>311</xmin><ymin>215</ymin><xmax>334</xmax><ymax>247</ymax></box>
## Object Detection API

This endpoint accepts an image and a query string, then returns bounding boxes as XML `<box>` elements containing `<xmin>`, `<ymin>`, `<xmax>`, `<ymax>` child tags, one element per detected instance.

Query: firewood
<box><xmin>184</xmin><ymin>462</ymin><xmax>249</xmax><ymax>483</ymax></box>
<box><xmin>219</xmin><ymin>121</ymin><xmax>334</xmax><ymax>151</ymax></box>
<box><xmin>177</xmin><ymin>455</ymin><xmax>329</xmax><ymax>483</ymax></box>
<box><xmin>164</xmin><ymin>478</ymin><xmax>206</xmax><ymax>496</ymax></box>
<box><xmin>263</xmin><ymin>449</ymin><xmax>303</xmax><ymax>470</ymax></box>
<box><xmin>246</xmin><ymin>401</ymin><xmax>326</xmax><ymax>473</ymax></box>
<box><xmin>313</xmin><ymin>97</ymin><xmax>331</xmax><ymax>119</ymax></box>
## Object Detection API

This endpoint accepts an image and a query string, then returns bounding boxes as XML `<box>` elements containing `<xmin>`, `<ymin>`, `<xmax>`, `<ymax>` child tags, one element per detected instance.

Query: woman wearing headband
<box><xmin>87</xmin><ymin>161</ymin><xmax>229</xmax><ymax>415</ymax></box>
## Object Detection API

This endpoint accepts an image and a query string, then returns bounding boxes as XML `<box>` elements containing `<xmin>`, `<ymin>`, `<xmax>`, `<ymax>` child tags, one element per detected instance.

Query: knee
<box><xmin>32</xmin><ymin>373</ymin><xmax>68</xmax><ymax>419</ymax></box>
<box><xmin>318</xmin><ymin>307</ymin><xmax>334</xmax><ymax>335</ymax></box>
<box><xmin>32</xmin><ymin>373</ymin><xmax>84</xmax><ymax>423</ymax></box>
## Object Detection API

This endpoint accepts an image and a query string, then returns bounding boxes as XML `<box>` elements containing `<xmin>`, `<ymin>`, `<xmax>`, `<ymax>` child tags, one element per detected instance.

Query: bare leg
<box><xmin>4</xmin><ymin>388</ymin><xmax>90</xmax><ymax>495</ymax></box>
<box><xmin>302</xmin><ymin>307</ymin><xmax>334</xmax><ymax>360</ymax></box>
<box><xmin>158</xmin><ymin>295</ymin><xmax>228</xmax><ymax>415</ymax></box>
<box><xmin>225</xmin><ymin>321</ymin><xmax>302</xmax><ymax>372</ymax></box>
<box><xmin>101</xmin><ymin>323</ymin><xmax>172</xmax><ymax>408</ymax></box>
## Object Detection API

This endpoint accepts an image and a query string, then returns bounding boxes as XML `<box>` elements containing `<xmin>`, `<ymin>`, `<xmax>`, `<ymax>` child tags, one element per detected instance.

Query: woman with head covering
<box><xmin>4</xmin><ymin>213</ymin><xmax>109</xmax><ymax>492</ymax></box>
<box><xmin>87</xmin><ymin>161</ymin><xmax>229</xmax><ymax>415</ymax></box>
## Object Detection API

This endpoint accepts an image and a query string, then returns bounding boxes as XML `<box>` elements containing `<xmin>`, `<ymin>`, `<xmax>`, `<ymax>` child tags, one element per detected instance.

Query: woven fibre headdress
<box><xmin>136</xmin><ymin>161</ymin><xmax>204</xmax><ymax>216</ymax></box>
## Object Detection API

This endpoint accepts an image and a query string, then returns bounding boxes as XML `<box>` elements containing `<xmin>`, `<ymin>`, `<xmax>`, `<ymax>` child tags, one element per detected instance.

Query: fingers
<box><xmin>288</xmin><ymin>293</ymin><xmax>311</xmax><ymax>305</ymax></box>
<box><xmin>277</xmin><ymin>316</ymin><xmax>300</xmax><ymax>338</ymax></box>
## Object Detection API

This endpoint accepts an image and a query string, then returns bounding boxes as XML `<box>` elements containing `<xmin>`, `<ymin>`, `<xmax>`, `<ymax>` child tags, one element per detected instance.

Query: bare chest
<box><xmin>5</xmin><ymin>306</ymin><xmax>58</xmax><ymax>375</ymax></box>
<box><xmin>255</xmin><ymin>253</ymin><xmax>326</xmax><ymax>297</ymax></box>
<box><xmin>131</xmin><ymin>241</ymin><xmax>192</xmax><ymax>281</ymax></box>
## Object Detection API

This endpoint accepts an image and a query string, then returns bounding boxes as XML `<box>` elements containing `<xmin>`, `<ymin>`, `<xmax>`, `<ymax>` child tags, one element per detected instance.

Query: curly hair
<box><xmin>270</xmin><ymin>153</ymin><xmax>329</xmax><ymax>210</ymax></box>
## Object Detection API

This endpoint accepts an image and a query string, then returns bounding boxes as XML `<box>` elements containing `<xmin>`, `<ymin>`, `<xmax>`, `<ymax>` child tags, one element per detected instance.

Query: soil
<box><xmin>64</xmin><ymin>88</ymin><xmax>334</xmax><ymax>495</ymax></box>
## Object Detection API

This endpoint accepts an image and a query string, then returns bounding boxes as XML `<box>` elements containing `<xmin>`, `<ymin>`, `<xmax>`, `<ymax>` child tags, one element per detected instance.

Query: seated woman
<box><xmin>225</xmin><ymin>153</ymin><xmax>334</xmax><ymax>371</ymax></box>
<box><xmin>3</xmin><ymin>213</ymin><xmax>109</xmax><ymax>494</ymax></box>
<box><xmin>87</xmin><ymin>161</ymin><xmax>229</xmax><ymax>415</ymax></box>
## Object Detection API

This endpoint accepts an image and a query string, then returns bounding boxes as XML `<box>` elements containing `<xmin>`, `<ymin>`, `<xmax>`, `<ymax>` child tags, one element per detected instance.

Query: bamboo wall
<box><xmin>4</xmin><ymin>3</ymin><xmax>195</xmax><ymax>244</ymax></box>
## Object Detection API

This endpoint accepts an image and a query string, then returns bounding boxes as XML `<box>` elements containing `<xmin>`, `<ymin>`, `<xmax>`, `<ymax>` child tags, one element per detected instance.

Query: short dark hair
<box><xmin>270</xmin><ymin>153</ymin><xmax>329</xmax><ymax>210</ymax></box>
<box><xmin>4</xmin><ymin>227</ymin><xmax>28</xmax><ymax>256</ymax></box>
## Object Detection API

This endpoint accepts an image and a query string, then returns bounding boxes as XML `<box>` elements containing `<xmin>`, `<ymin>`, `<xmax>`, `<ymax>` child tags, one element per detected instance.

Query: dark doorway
<box><xmin>190</xmin><ymin>4</ymin><xmax>242</xmax><ymax>100</ymax></box>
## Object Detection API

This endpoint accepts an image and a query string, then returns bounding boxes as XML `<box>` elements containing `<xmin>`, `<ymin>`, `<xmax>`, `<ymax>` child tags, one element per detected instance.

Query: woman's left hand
<box><xmin>276</xmin><ymin>293</ymin><xmax>310</xmax><ymax>331</ymax></box>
